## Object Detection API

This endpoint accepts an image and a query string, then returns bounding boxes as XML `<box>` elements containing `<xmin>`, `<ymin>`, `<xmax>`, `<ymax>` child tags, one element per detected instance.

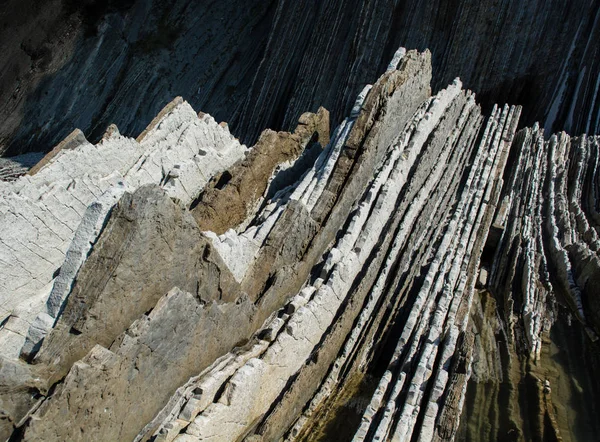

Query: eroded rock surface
<box><xmin>460</xmin><ymin>126</ymin><xmax>600</xmax><ymax>442</ymax></box>
<box><xmin>1</xmin><ymin>0</ymin><xmax>599</xmax><ymax>157</ymax></box>
<box><xmin>0</xmin><ymin>98</ymin><xmax>246</xmax><ymax>362</ymax></box>
<box><xmin>0</xmin><ymin>44</ymin><xmax>599</xmax><ymax>442</ymax></box>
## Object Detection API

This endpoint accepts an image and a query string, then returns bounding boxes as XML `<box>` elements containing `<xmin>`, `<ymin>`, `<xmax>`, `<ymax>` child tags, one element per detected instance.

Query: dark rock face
<box><xmin>0</xmin><ymin>3</ymin><xmax>599</xmax><ymax>441</ymax></box>
<box><xmin>0</xmin><ymin>0</ymin><xmax>137</xmax><ymax>155</ymax></box>
<box><xmin>1</xmin><ymin>0</ymin><xmax>599</xmax><ymax>156</ymax></box>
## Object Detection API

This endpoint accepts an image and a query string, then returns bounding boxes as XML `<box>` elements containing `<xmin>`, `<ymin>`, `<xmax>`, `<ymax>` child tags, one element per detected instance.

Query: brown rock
<box><xmin>192</xmin><ymin>107</ymin><xmax>330</xmax><ymax>234</ymax></box>
<box><xmin>34</xmin><ymin>185</ymin><xmax>240</xmax><ymax>386</ymax></box>
<box><xmin>27</xmin><ymin>128</ymin><xmax>88</xmax><ymax>175</ymax></box>
<box><xmin>21</xmin><ymin>289</ymin><xmax>256</xmax><ymax>442</ymax></box>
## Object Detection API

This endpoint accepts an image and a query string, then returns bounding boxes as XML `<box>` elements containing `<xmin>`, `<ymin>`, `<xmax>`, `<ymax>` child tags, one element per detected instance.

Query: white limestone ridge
<box><xmin>0</xmin><ymin>99</ymin><xmax>246</xmax><ymax>358</ymax></box>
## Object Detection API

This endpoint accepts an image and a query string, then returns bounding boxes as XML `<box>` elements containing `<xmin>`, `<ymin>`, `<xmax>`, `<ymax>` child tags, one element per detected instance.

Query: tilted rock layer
<box><xmin>1</xmin><ymin>0</ymin><xmax>599</xmax><ymax>157</ymax></box>
<box><xmin>0</xmin><ymin>46</ymin><xmax>599</xmax><ymax>442</ymax></box>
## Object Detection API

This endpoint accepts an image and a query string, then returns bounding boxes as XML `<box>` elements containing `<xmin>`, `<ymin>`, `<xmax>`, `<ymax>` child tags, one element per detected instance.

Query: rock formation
<box><xmin>0</xmin><ymin>101</ymin><xmax>247</xmax><ymax>360</ymax></box>
<box><xmin>1</xmin><ymin>0</ymin><xmax>599</xmax><ymax>157</ymax></box>
<box><xmin>0</xmin><ymin>38</ymin><xmax>599</xmax><ymax>442</ymax></box>
<box><xmin>462</xmin><ymin>126</ymin><xmax>600</xmax><ymax>442</ymax></box>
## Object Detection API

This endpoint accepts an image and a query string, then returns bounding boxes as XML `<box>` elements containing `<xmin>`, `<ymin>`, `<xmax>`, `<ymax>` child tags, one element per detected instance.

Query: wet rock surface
<box><xmin>461</xmin><ymin>124</ymin><xmax>600</xmax><ymax>442</ymax></box>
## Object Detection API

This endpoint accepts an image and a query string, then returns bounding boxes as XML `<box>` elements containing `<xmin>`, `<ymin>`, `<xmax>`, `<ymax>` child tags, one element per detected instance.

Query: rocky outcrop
<box><xmin>458</xmin><ymin>124</ymin><xmax>600</xmax><ymax>442</ymax></box>
<box><xmin>191</xmin><ymin>107</ymin><xmax>330</xmax><ymax>235</ymax></box>
<box><xmin>1</xmin><ymin>0</ymin><xmax>599</xmax><ymax>157</ymax></box>
<box><xmin>0</xmin><ymin>98</ymin><xmax>246</xmax><ymax>360</ymax></box>
<box><xmin>0</xmin><ymin>41</ymin><xmax>599</xmax><ymax>442</ymax></box>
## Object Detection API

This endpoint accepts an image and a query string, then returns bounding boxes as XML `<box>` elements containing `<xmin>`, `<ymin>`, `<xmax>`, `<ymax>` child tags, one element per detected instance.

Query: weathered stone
<box><xmin>192</xmin><ymin>107</ymin><xmax>330</xmax><ymax>234</ymax></box>
<box><xmin>21</xmin><ymin>289</ymin><xmax>256</xmax><ymax>442</ymax></box>
<box><xmin>33</xmin><ymin>185</ymin><xmax>240</xmax><ymax>385</ymax></box>
<box><xmin>1</xmin><ymin>39</ymin><xmax>600</xmax><ymax>442</ymax></box>
<box><xmin>0</xmin><ymin>97</ymin><xmax>246</xmax><ymax>341</ymax></box>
